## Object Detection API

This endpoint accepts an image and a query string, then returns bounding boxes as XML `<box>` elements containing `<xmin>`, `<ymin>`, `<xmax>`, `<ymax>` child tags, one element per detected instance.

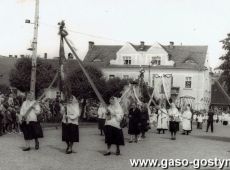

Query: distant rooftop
<box><xmin>84</xmin><ymin>41</ymin><xmax>208</xmax><ymax>70</ymax></box>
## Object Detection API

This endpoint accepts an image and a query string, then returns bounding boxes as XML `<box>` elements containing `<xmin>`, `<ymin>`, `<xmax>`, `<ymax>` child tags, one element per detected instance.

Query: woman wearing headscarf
<box><xmin>168</xmin><ymin>103</ymin><xmax>180</xmax><ymax>140</ymax></box>
<box><xmin>139</xmin><ymin>103</ymin><xmax>150</xmax><ymax>139</ymax></box>
<box><xmin>128</xmin><ymin>102</ymin><xmax>141</xmax><ymax>143</ymax></box>
<box><xmin>97</xmin><ymin>103</ymin><xmax>107</xmax><ymax>136</ymax></box>
<box><xmin>104</xmin><ymin>97</ymin><xmax>124</xmax><ymax>156</ymax></box>
<box><xmin>61</xmin><ymin>95</ymin><xmax>80</xmax><ymax>154</ymax></box>
<box><xmin>19</xmin><ymin>93</ymin><xmax>43</xmax><ymax>151</ymax></box>
<box><xmin>182</xmin><ymin>105</ymin><xmax>192</xmax><ymax>135</ymax></box>
<box><xmin>157</xmin><ymin>102</ymin><xmax>168</xmax><ymax>134</ymax></box>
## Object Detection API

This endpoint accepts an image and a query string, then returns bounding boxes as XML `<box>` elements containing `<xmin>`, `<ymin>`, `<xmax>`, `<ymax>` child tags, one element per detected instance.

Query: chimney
<box><xmin>140</xmin><ymin>41</ymin><xmax>145</xmax><ymax>50</ymax></box>
<box><xmin>44</xmin><ymin>53</ymin><xmax>47</xmax><ymax>59</ymax></box>
<box><xmin>14</xmin><ymin>55</ymin><xmax>18</xmax><ymax>58</ymax></box>
<box><xmin>88</xmin><ymin>41</ymin><xmax>94</xmax><ymax>50</ymax></box>
<box><xmin>68</xmin><ymin>53</ymin><xmax>73</xmax><ymax>60</ymax></box>
<box><xmin>169</xmin><ymin>41</ymin><xmax>174</xmax><ymax>48</ymax></box>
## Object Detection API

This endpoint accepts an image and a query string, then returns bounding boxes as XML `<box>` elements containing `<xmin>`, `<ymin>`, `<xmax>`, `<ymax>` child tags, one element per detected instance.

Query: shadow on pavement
<box><xmin>96</xmin><ymin>149</ymin><xmax>106</xmax><ymax>155</ymax></box>
<box><xmin>47</xmin><ymin>145</ymin><xmax>66</xmax><ymax>153</ymax></box>
<box><xmin>193</xmin><ymin>135</ymin><xmax>230</xmax><ymax>143</ymax></box>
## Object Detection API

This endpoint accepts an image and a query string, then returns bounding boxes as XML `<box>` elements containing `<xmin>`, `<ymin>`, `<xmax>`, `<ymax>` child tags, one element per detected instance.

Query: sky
<box><xmin>0</xmin><ymin>0</ymin><xmax>230</xmax><ymax>68</ymax></box>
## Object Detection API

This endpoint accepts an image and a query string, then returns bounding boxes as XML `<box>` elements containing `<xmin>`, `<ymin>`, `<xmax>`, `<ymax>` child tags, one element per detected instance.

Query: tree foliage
<box><xmin>218</xmin><ymin>33</ymin><xmax>230</xmax><ymax>94</ymax></box>
<box><xmin>103</xmin><ymin>77</ymin><xmax>130</xmax><ymax>103</ymax></box>
<box><xmin>9</xmin><ymin>57</ymin><xmax>56</xmax><ymax>96</ymax></box>
<box><xmin>67</xmin><ymin>64</ymin><xmax>107</xmax><ymax>100</ymax></box>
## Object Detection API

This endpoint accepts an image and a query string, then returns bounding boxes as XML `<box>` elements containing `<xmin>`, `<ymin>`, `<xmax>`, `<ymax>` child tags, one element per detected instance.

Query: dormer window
<box><xmin>185</xmin><ymin>59</ymin><xmax>197</xmax><ymax>64</ymax></box>
<box><xmin>151</xmin><ymin>56</ymin><xmax>161</xmax><ymax>66</ymax></box>
<box><xmin>93</xmin><ymin>58</ymin><xmax>102</xmax><ymax>62</ymax></box>
<box><xmin>123</xmin><ymin>56</ymin><xmax>131</xmax><ymax>65</ymax></box>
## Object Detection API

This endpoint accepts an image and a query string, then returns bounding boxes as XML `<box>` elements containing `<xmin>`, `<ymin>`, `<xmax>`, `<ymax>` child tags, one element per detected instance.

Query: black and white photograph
<box><xmin>0</xmin><ymin>0</ymin><xmax>230</xmax><ymax>169</ymax></box>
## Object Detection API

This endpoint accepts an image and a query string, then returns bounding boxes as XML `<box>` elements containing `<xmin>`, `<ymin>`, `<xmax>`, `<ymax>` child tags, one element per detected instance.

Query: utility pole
<box><xmin>29</xmin><ymin>0</ymin><xmax>39</xmax><ymax>99</ymax></box>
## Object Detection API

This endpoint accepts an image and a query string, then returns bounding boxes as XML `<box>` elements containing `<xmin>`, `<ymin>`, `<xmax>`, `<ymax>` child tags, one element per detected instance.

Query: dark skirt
<box><xmin>223</xmin><ymin>121</ymin><xmax>228</xmax><ymax>126</ymax></box>
<box><xmin>169</xmin><ymin>121</ymin><xmax>179</xmax><ymax>132</ymax></box>
<box><xmin>98</xmin><ymin>118</ymin><xmax>106</xmax><ymax>130</ymax></box>
<box><xmin>62</xmin><ymin>123</ymin><xmax>79</xmax><ymax>142</ymax></box>
<box><xmin>20</xmin><ymin>121</ymin><xmax>43</xmax><ymax>140</ymax></box>
<box><xmin>104</xmin><ymin>125</ymin><xmax>124</xmax><ymax>146</ymax></box>
<box><xmin>140</xmin><ymin>119</ymin><xmax>149</xmax><ymax>133</ymax></box>
<box><xmin>128</xmin><ymin>120</ymin><xmax>140</xmax><ymax>135</ymax></box>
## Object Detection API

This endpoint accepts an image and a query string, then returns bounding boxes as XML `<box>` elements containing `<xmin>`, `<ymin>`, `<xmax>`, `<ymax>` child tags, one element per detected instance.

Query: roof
<box><xmin>84</xmin><ymin>43</ymin><xmax>208</xmax><ymax>70</ymax></box>
<box><xmin>130</xmin><ymin>43</ymin><xmax>151</xmax><ymax>51</ymax></box>
<box><xmin>162</xmin><ymin>45</ymin><xmax>208</xmax><ymax>69</ymax></box>
<box><xmin>211</xmin><ymin>81</ymin><xmax>230</xmax><ymax>106</ymax></box>
<box><xmin>84</xmin><ymin>45</ymin><xmax>121</xmax><ymax>66</ymax></box>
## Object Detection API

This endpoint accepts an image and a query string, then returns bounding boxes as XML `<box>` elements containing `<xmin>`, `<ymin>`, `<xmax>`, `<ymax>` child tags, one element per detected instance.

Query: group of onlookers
<box><xmin>0</xmin><ymin>93</ymin><xmax>65</xmax><ymax>137</ymax></box>
<box><xmin>0</xmin><ymin>94</ymin><xmax>24</xmax><ymax>136</ymax></box>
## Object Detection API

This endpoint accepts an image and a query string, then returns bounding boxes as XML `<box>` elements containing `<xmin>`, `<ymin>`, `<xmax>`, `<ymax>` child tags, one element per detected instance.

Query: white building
<box><xmin>84</xmin><ymin>41</ymin><xmax>212</xmax><ymax>111</ymax></box>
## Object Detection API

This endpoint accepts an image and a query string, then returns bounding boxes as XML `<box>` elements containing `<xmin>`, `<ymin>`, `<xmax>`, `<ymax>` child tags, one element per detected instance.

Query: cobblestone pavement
<box><xmin>0</xmin><ymin>123</ymin><xmax>230</xmax><ymax>170</ymax></box>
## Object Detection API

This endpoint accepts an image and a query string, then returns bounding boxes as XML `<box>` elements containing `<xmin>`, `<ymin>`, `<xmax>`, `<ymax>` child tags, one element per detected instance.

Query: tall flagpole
<box><xmin>58</xmin><ymin>21</ymin><xmax>107</xmax><ymax>107</ymax></box>
<box><xmin>29</xmin><ymin>0</ymin><xmax>39</xmax><ymax>99</ymax></box>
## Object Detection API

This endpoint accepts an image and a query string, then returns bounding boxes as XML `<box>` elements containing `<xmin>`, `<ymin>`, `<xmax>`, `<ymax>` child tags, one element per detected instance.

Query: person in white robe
<box><xmin>97</xmin><ymin>103</ymin><xmax>107</xmax><ymax>136</ymax></box>
<box><xmin>157</xmin><ymin>103</ymin><xmax>168</xmax><ymax>134</ymax></box>
<box><xmin>197</xmin><ymin>114</ymin><xmax>203</xmax><ymax>129</ymax></box>
<box><xmin>61</xmin><ymin>95</ymin><xmax>80</xmax><ymax>154</ymax></box>
<box><xmin>182</xmin><ymin>105</ymin><xmax>192</xmax><ymax>135</ymax></box>
<box><xmin>19</xmin><ymin>93</ymin><xmax>43</xmax><ymax>151</ymax></box>
<box><xmin>104</xmin><ymin>97</ymin><xmax>124</xmax><ymax>156</ymax></box>
<box><xmin>168</xmin><ymin>103</ymin><xmax>181</xmax><ymax>140</ymax></box>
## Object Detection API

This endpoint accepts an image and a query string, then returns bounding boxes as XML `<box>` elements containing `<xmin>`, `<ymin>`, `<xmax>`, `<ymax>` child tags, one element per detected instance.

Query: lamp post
<box><xmin>26</xmin><ymin>0</ymin><xmax>39</xmax><ymax>99</ymax></box>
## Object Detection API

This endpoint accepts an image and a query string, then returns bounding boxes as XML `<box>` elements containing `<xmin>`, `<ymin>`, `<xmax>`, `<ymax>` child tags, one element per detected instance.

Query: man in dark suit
<box><xmin>206</xmin><ymin>107</ymin><xmax>215</xmax><ymax>133</ymax></box>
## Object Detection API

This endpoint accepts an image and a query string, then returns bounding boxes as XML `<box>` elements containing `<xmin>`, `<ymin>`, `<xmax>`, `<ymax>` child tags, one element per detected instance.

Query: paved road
<box><xmin>0</xmin><ymin>123</ymin><xmax>230</xmax><ymax>170</ymax></box>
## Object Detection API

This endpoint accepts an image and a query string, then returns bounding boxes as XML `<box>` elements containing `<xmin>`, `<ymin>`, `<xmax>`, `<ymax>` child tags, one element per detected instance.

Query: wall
<box><xmin>102</xmin><ymin>67</ymin><xmax>211</xmax><ymax>110</ymax></box>
<box><xmin>110</xmin><ymin>43</ymin><xmax>174</xmax><ymax>66</ymax></box>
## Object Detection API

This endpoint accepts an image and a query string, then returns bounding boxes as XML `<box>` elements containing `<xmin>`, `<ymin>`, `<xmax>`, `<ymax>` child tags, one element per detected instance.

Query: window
<box><xmin>151</xmin><ymin>56</ymin><xmax>161</xmax><ymax>66</ymax></box>
<box><xmin>123</xmin><ymin>56</ymin><xmax>131</xmax><ymax>65</ymax></box>
<box><xmin>123</xmin><ymin>75</ymin><xmax>129</xmax><ymax>79</ymax></box>
<box><xmin>109</xmin><ymin>75</ymin><xmax>115</xmax><ymax>79</ymax></box>
<box><xmin>185</xmin><ymin>77</ymin><xmax>192</xmax><ymax>88</ymax></box>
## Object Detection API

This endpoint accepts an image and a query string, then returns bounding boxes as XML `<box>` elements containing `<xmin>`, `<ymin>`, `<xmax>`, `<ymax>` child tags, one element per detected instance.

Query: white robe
<box><xmin>157</xmin><ymin>108</ymin><xmax>168</xmax><ymax>130</ymax></box>
<box><xmin>20</xmin><ymin>100</ymin><xmax>41</xmax><ymax>122</ymax></box>
<box><xmin>197</xmin><ymin>115</ymin><xmax>203</xmax><ymax>123</ymax></box>
<box><xmin>61</xmin><ymin>101</ymin><xmax>80</xmax><ymax>125</ymax></box>
<box><xmin>97</xmin><ymin>106</ymin><xmax>107</xmax><ymax>119</ymax></box>
<box><xmin>105</xmin><ymin>101</ymin><xmax>124</xmax><ymax>129</ymax></box>
<box><xmin>182</xmin><ymin>110</ymin><xmax>192</xmax><ymax>131</ymax></box>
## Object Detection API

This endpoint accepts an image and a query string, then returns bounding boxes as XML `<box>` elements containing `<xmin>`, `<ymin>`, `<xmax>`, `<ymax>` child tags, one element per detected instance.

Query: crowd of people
<box><xmin>0</xmin><ymin>93</ymin><xmax>24</xmax><ymax>136</ymax></box>
<box><xmin>97</xmin><ymin>98</ymin><xmax>230</xmax><ymax>151</ymax></box>
<box><xmin>1</xmin><ymin>90</ymin><xmax>230</xmax><ymax>156</ymax></box>
<box><xmin>0</xmin><ymin>93</ymin><xmax>63</xmax><ymax>136</ymax></box>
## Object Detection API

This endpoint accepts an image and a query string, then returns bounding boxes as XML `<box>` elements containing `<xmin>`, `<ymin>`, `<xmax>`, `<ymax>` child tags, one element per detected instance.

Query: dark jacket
<box><xmin>207</xmin><ymin>111</ymin><xmax>214</xmax><ymax>122</ymax></box>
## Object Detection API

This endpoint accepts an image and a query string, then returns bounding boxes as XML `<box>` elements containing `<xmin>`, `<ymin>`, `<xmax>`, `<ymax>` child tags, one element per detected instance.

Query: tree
<box><xmin>103</xmin><ymin>77</ymin><xmax>130</xmax><ymax>103</ymax></box>
<box><xmin>218</xmin><ymin>33</ymin><xmax>230</xmax><ymax>94</ymax></box>
<box><xmin>66</xmin><ymin>64</ymin><xmax>107</xmax><ymax>100</ymax></box>
<box><xmin>9</xmin><ymin>57</ymin><xmax>56</xmax><ymax>97</ymax></box>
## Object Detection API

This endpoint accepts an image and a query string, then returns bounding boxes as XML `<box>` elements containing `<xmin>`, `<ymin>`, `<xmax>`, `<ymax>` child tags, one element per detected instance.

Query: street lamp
<box><xmin>25</xmin><ymin>0</ymin><xmax>39</xmax><ymax>100</ymax></box>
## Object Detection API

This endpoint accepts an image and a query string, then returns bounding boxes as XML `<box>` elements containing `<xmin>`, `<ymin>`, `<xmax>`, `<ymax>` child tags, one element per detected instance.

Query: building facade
<box><xmin>84</xmin><ymin>41</ymin><xmax>212</xmax><ymax>111</ymax></box>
